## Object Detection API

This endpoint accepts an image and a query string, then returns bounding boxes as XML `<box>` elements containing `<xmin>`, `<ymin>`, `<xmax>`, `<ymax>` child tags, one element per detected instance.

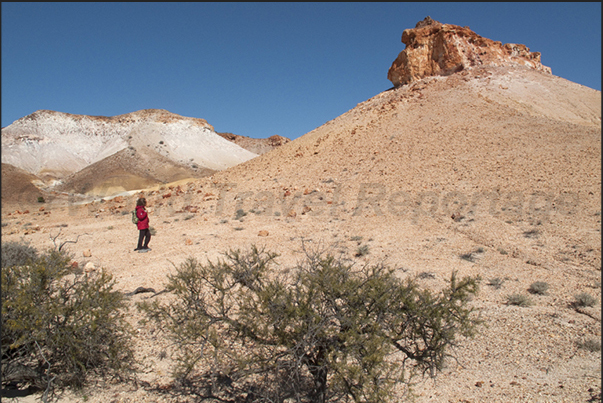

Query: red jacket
<box><xmin>136</xmin><ymin>205</ymin><xmax>149</xmax><ymax>230</ymax></box>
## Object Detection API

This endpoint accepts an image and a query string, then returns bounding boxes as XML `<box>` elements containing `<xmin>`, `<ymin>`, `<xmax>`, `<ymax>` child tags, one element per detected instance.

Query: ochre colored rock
<box><xmin>387</xmin><ymin>16</ymin><xmax>551</xmax><ymax>87</ymax></box>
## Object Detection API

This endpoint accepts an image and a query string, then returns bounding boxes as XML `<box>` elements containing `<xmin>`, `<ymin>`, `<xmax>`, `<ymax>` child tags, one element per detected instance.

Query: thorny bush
<box><xmin>139</xmin><ymin>245</ymin><xmax>482</xmax><ymax>402</ymax></box>
<box><xmin>1</xmin><ymin>242</ymin><xmax>135</xmax><ymax>398</ymax></box>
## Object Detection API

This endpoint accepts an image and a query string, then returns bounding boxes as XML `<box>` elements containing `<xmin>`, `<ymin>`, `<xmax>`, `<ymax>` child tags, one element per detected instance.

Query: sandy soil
<box><xmin>2</xmin><ymin>65</ymin><xmax>600</xmax><ymax>402</ymax></box>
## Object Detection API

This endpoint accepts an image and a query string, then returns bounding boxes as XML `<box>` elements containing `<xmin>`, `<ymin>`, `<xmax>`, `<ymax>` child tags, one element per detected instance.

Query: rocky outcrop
<box><xmin>217</xmin><ymin>132</ymin><xmax>291</xmax><ymax>155</ymax></box>
<box><xmin>388</xmin><ymin>16</ymin><xmax>552</xmax><ymax>87</ymax></box>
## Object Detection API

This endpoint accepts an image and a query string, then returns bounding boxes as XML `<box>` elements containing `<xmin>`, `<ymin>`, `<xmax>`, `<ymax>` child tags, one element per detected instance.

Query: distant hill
<box><xmin>1</xmin><ymin>109</ymin><xmax>262</xmax><ymax>198</ymax></box>
<box><xmin>1</xmin><ymin>163</ymin><xmax>46</xmax><ymax>207</ymax></box>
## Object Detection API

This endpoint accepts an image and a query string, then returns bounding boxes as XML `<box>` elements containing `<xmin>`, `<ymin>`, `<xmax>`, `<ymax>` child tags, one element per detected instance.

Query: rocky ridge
<box><xmin>388</xmin><ymin>16</ymin><xmax>552</xmax><ymax>87</ymax></box>
<box><xmin>217</xmin><ymin>132</ymin><xmax>291</xmax><ymax>155</ymax></box>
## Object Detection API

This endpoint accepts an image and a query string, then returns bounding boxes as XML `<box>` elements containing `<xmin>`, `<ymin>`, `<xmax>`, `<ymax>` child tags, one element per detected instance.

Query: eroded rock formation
<box><xmin>388</xmin><ymin>16</ymin><xmax>552</xmax><ymax>87</ymax></box>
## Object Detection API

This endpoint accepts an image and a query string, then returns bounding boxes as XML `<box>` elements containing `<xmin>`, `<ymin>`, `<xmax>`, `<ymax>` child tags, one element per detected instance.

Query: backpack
<box><xmin>131</xmin><ymin>210</ymin><xmax>139</xmax><ymax>225</ymax></box>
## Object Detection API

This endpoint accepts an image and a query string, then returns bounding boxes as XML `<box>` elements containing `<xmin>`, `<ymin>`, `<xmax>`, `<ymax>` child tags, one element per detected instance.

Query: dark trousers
<box><xmin>137</xmin><ymin>229</ymin><xmax>151</xmax><ymax>249</ymax></box>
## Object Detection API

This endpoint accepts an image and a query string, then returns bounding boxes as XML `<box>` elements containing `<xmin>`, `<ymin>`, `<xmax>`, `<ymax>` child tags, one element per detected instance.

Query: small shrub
<box><xmin>577</xmin><ymin>338</ymin><xmax>601</xmax><ymax>352</ymax></box>
<box><xmin>149</xmin><ymin>226</ymin><xmax>157</xmax><ymax>236</ymax></box>
<box><xmin>1</xmin><ymin>244</ymin><xmax>134</xmax><ymax>393</ymax></box>
<box><xmin>506</xmin><ymin>293</ymin><xmax>533</xmax><ymax>307</ymax></box>
<box><xmin>573</xmin><ymin>292</ymin><xmax>597</xmax><ymax>308</ymax></box>
<box><xmin>1</xmin><ymin>241</ymin><xmax>38</xmax><ymax>268</ymax></box>
<box><xmin>460</xmin><ymin>252</ymin><xmax>475</xmax><ymax>262</ymax></box>
<box><xmin>350</xmin><ymin>235</ymin><xmax>363</xmax><ymax>242</ymax></box>
<box><xmin>355</xmin><ymin>244</ymin><xmax>370</xmax><ymax>257</ymax></box>
<box><xmin>460</xmin><ymin>248</ymin><xmax>484</xmax><ymax>263</ymax></box>
<box><xmin>487</xmin><ymin>278</ymin><xmax>505</xmax><ymax>289</ymax></box>
<box><xmin>37</xmin><ymin>196</ymin><xmax>45</xmax><ymax>203</ymax></box>
<box><xmin>528</xmin><ymin>281</ymin><xmax>549</xmax><ymax>295</ymax></box>
<box><xmin>234</xmin><ymin>209</ymin><xmax>247</xmax><ymax>220</ymax></box>
<box><xmin>184</xmin><ymin>214</ymin><xmax>195</xmax><ymax>221</ymax></box>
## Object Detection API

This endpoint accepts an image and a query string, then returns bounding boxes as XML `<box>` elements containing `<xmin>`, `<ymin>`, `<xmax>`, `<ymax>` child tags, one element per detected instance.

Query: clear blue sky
<box><xmin>2</xmin><ymin>2</ymin><xmax>601</xmax><ymax>139</ymax></box>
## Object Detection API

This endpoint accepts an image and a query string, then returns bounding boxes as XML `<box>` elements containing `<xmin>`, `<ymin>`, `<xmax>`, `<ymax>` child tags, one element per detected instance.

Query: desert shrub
<box><xmin>355</xmin><ymin>244</ymin><xmax>370</xmax><ymax>257</ymax></box>
<box><xmin>523</xmin><ymin>229</ymin><xmax>539</xmax><ymax>238</ymax></box>
<box><xmin>506</xmin><ymin>293</ymin><xmax>533</xmax><ymax>307</ymax></box>
<box><xmin>149</xmin><ymin>226</ymin><xmax>157</xmax><ymax>236</ymax></box>
<box><xmin>234</xmin><ymin>209</ymin><xmax>247</xmax><ymax>220</ymax></box>
<box><xmin>1</xmin><ymin>241</ymin><xmax>38</xmax><ymax>268</ymax></box>
<box><xmin>577</xmin><ymin>338</ymin><xmax>601</xmax><ymax>352</ymax></box>
<box><xmin>139</xmin><ymin>245</ymin><xmax>481</xmax><ymax>402</ymax></box>
<box><xmin>37</xmin><ymin>196</ymin><xmax>46</xmax><ymax>203</ymax></box>
<box><xmin>573</xmin><ymin>292</ymin><xmax>597</xmax><ymax>308</ymax></box>
<box><xmin>460</xmin><ymin>248</ymin><xmax>484</xmax><ymax>263</ymax></box>
<box><xmin>487</xmin><ymin>278</ymin><xmax>505</xmax><ymax>289</ymax></box>
<box><xmin>528</xmin><ymin>281</ymin><xmax>549</xmax><ymax>295</ymax></box>
<box><xmin>1</xmin><ymin>244</ymin><xmax>135</xmax><ymax>394</ymax></box>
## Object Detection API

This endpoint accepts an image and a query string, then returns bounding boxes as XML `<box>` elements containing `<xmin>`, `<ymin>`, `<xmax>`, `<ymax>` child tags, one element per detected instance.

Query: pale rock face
<box><xmin>387</xmin><ymin>16</ymin><xmax>552</xmax><ymax>87</ymax></box>
<box><xmin>1</xmin><ymin>109</ymin><xmax>258</xmax><ymax>180</ymax></box>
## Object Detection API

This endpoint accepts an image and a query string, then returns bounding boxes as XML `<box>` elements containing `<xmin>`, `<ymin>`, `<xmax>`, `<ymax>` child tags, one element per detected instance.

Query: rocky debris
<box><xmin>217</xmin><ymin>132</ymin><xmax>291</xmax><ymax>155</ymax></box>
<box><xmin>388</xmin><ymin>16</ymin><xmax>552</xmax><ymax>87</ymax></box>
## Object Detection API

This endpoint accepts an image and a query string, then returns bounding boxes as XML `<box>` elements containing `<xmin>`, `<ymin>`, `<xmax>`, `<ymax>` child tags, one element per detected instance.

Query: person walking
<box><xmin>134</xmin><ymin>197</ymin><xmax>152</xmax><ymax>252</ymax></box>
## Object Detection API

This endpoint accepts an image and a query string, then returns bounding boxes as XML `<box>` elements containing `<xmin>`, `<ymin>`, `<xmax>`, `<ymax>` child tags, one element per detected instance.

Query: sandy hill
<box><xmin>52</xmin><ymin>146</ymin><xmax>216</xmax><ymax>197</ymax></box>
<box><xmin>0</xmin><ymin>163</ymin><xmax>46</xmax><ymax>207</ymax></box>
<box><xmin>1</xmin><ymin>18</ymin><xmax>600</xmax><ymax>403</ymax></box>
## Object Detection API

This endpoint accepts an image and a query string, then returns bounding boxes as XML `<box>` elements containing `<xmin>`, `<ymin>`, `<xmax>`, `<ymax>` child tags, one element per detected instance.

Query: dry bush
<box><xmin>1</xmin><ymin>242</ymin><xmax>135</xmax><ymax>398</ymax></box>
<box><xmin>139</xmin><ymin>245</ymin><xmax>482</xmax><ymax>402</ymax></box>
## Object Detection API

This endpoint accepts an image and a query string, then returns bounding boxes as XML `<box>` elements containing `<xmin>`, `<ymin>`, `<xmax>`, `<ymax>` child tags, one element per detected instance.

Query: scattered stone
<box><xmin>258</xmin><ymin>230</ymin><xmax>269</xmax><ymax>237</ymax></box>
<box><xmin>83</xmin><ymin>249</ymin><xmax>92</xmax><ymax>257</ymax></box>
<box><xmin>84</xmin><ymin>262</ymin><xmax>95</xmax><ymax>272</ymax></box>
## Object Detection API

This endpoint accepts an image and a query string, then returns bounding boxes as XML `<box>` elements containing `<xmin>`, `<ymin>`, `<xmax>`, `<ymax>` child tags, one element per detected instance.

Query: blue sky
<box><xmin>2</xmin><ymin>2</ymin><xmax>601</xmax><ymax>139</ymax></box>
